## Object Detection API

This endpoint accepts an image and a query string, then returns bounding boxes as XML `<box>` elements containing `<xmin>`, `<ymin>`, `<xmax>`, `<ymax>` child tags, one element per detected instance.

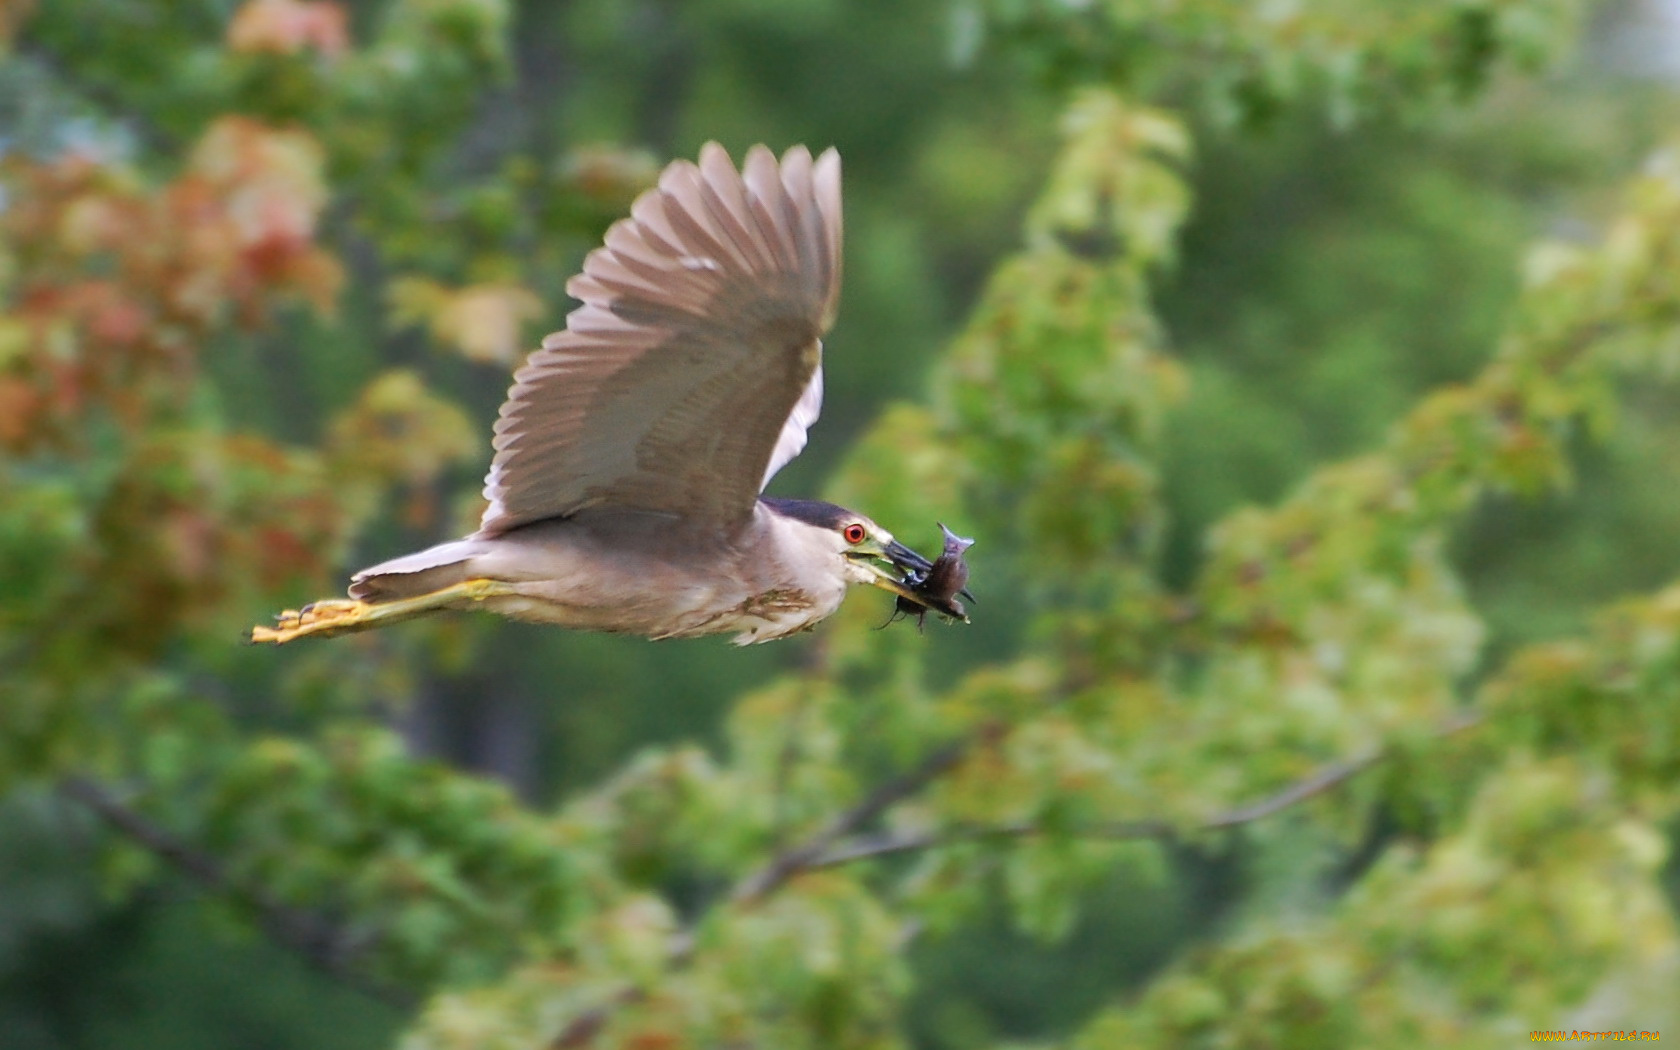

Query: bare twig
<box><xmin>550</xmin><ymin>986</ymin><xmax>645</xmax><ymax>1048</ymax></box>
<box><xmin>1202</xmin><ymin>747</ymin><xmax>1383</xmax><ymax>829</ymax></box>
<box><xmin>731</xmin><ymin>720</ymin><xmax>1009</xmax><ymax>904</ymax></box>
<box><xmin>806</xmin><ymin>818</ymin><xmax>1167</xmax><ymax>869</ymax></box>
<box><xmin>59</xmin><ymin>776</ymin><xmax>417</xmax><ymax>1011</ymax></box>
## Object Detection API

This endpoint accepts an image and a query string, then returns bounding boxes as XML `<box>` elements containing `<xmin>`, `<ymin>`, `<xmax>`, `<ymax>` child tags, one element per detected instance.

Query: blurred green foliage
<box><xmin>4</xmin><ymin>0</ymin><xmax>1680</xmax><ymax>1047</ymax></box>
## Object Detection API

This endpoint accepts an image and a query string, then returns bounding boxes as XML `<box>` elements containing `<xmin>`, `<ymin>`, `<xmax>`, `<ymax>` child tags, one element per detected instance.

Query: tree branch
<box><xmin>730</xmin><ymin>719</ymin><xmax>1009</xmax><ymax>904</ymax></box>
<box><xmin>548</xmin><ymin>986</ymin><xmax>647</xmax><ymax>1049</ymax></box>
<box><xmin>804</xmin><ymin>711</ymin><xmax>1486</xmax><ymax>870</ymax></box>
<box><xmin>806</xmin><ymin>818</ymin><xmax>1167</xmax><ymax>869</ymax></box>
<box><xmin>550</xmin><ymin>711</ymin><xmax>1486</xmax><ymax>1045</ymax></box>
<box><xmin>59</xmin><ymin>776</ymin><xmax>417</xmax><ymax>1011</ymax></box>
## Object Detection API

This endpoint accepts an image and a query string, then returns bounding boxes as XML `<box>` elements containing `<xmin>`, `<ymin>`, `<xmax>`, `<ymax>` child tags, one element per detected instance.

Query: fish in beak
<box><xmin>862</xmin><ymin>523</ymin><xmax>976</xmax><ymax>629</ymax></box>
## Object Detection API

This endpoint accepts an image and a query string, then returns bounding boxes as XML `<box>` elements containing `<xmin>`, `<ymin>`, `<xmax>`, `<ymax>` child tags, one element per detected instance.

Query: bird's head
<box><xmin>760</xmin><ymin>497</ymin><xmax>932</xmax><ymax>602</ymax></box>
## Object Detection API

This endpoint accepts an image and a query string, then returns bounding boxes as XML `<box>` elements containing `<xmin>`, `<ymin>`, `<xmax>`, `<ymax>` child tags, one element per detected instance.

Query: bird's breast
<box><xmin>712</xmin><ymin>585</ymin><xmax>839</xmax><ymax>645</ymax></box>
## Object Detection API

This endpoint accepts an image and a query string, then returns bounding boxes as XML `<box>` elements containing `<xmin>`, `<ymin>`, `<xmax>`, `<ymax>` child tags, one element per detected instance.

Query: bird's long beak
<box><xmin>846</xmin><ymin>537</ymin><xmax>933</xmax><ymax>602</ymax></box>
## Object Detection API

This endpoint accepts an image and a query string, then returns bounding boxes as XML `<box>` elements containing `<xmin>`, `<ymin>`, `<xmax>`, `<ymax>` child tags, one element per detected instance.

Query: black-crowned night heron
<box><xmin>249</xmin><ymin>143</ymin><xmax>963</xmax><ymax>646</ymax></box>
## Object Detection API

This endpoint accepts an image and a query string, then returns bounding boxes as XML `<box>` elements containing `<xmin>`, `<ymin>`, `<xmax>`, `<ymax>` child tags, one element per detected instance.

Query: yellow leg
<box><xmin>245</xmin><ymin>578</ymin><xmax>517</xmax><ymax>645</ymax></box>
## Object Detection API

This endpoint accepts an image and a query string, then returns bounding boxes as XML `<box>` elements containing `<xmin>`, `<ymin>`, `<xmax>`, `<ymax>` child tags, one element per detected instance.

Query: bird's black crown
<box><xmin>760</xmin><ymin>497</ymin><xmax>854</xmax><ymax>531</ymax></box>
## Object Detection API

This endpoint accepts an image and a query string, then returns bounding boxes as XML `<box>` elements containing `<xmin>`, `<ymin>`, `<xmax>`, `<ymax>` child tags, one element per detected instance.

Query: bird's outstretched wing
<box><xmin>477</xmin><ymin>143</ymin><xmax>842</xmax><ymax>537</ymax></box>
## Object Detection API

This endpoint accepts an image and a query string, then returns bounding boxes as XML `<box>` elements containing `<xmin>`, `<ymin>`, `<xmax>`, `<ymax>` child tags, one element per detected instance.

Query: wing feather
<box><xmin>811</xmin><ymin>149</ymin><xmax>843</xmax><ymax>327</ymax></box>
<box><xmin>746</xmin><ymin>147</ymin><xmax>805</xmax><ymax>276</ymax></box>
<box><xmin>478</xmin><ymin>143</ymin><xmax>842</xmax><ymax>537</ymax></box>
<box><xmin>699</xmin><ymin>142</ymin><xmax>775</xmax><ymax>267</ymax></box>
<box><xmin>761</xmin><ymin>366</ymin><xmax>823</xmax><ymax>489</ymax></box>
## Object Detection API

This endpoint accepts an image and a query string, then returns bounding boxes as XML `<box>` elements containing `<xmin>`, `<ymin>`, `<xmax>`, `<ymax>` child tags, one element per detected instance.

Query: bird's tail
<box><xmin>347</xmin><ymin>539</ymin><xmax>490</xmax><ymax>601</ymax></box>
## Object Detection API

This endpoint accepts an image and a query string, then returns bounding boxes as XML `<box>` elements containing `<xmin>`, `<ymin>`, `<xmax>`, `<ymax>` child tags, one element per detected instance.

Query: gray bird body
<box><xmin>248</xmin><ymin>142</ymin><xmax>947</xmax><ymax>646</ymax></box>
<box><xmin>348</xmin><ymin>500</ymin><xmax>876</xmax><ymax>644</ymax></box>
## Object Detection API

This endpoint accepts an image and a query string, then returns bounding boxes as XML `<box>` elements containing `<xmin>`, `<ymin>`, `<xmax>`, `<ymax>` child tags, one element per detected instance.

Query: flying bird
<box><xmin>249</xmin><ymin>143</ymin><xmax>960</xmax><ymax>646</ymax></box>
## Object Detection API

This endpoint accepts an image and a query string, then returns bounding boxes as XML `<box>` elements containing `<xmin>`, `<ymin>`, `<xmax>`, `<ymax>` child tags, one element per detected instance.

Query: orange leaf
<box><xmin>0</xmin><ymin>376</ymin><xmax>39</xmax><ymax>448</ymax></box>
<box><xmin>0</xmin><ymin>0</ymin><xmax>38</xmax><ymax>50</ymax></box>
<box><xmin>228</xmin><ymin>0</ymin><xmax>349</xmax><ymax>58</ymax></box>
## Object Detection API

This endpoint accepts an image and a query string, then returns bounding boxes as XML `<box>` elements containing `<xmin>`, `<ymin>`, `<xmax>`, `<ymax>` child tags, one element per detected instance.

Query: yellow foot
<box><xmin>247</xmin><ymin>598</ymin><xmax>373</xmax><ymax>644</ymax></box>
<box><xmin>245</xmin><ymin>578</ymin><xmax>517</xmax><ymax>645</ymax></box>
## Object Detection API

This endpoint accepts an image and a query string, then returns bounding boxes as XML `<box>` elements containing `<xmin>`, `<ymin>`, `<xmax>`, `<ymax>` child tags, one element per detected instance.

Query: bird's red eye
<box><xmin>842</xmin><ymin>523</ymin><xmax>867</xmax><ymax>545</ymax></box>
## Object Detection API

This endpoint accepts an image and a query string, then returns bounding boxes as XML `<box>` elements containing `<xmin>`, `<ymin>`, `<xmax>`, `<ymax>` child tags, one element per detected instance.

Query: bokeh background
<box><xmin>5</xmin><ymin>0</ymin><xmax>1680</xmax><ymax>1047</ymax></box>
